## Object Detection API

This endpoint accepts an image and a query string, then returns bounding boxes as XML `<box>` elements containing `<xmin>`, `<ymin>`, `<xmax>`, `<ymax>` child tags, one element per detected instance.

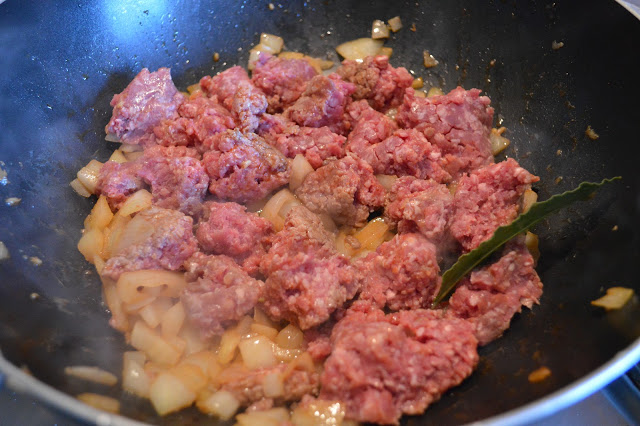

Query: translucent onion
<box><xmin>149</xmin><ymin>372</ymin><xmax>196</xmax><ymax>416</ymax></box>
<box><xmin>64</xmin><ymin>366</ymin><xmax>118</xmax><ymax>386</ymax></box>
<box><xmin>122</xmin><ymin>351</ymin><xmax>151</xmax><ymax>398</ymax></box>
<box><xmin>275</xmin><ymin>324</ymin><xmax>304</xmax><ymax>349</ymax></box>
<box><xmin>108</xmin><ymin>150</ymin><xmax>127</xmax><ymax>163</ymax></box>
<box><xmin>238</xmin><ymin>336</ymin><xmax>277</xmax><ymax>369</ymax></box>
<box><xmin>117</xmin><ymin>189</ymin><xmax>152</xmax><ymax>217</ymax></box>
<box><xmin>388</xmin><ymin>16</ymin><xmax>403</xmax><ymax>32</ymax></box>
<box><xmin>70</xmin><ymin>178</ymin><xmax>91</xmax><ymax>197</ymax></box>
<box><xmin>591</xmin><ymin>287</ymin><xmax>635</xmax><ymax>310</ymax></box>
<box><xmin>197</xmin><ymin>390</ymin><xmax>240</xmax><ymax>420</ymax></box>
<box><xmin>336</xmin><ymin>38</ymin><xmax>384</xmax><ymax>61</ymax></box>
<box><xmin>76</xmin><ymin>160</ymin><xmax>103</xmax><ymax>194</ymax></box>
<box><xmin>289</xmin><ymin>154</ymin><xmax>314</xmax><ymax>191</ymax></box>
<box><xmin>76</xmin><ymin>393</ymin><xmax>120</xmax><ymax>414</ymax></box>
<box><xmin>237</xmin><ymin>408</ymin><xmax>290</xmax><ymax>426</ymax></box>
<box><xmin>130</xmin><ymin>321</ymin><xmax>182</xmax><ymax>366</ymax></box>
<box><xmin>371</xmin><ymin>20</ymin><xmax>390</xmax><ymax>39</ymax></box>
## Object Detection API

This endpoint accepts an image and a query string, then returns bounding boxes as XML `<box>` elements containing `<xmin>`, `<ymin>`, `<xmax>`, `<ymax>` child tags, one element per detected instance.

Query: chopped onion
<box><xmin>260</xmin><ymin>33</ymin><xmax>284</xmax><ymax>53</ymax></box>
<box><xmin>371</xmin><ymin>20</ymin><xmax>390</xmax><ymax>39</ymax></box>
<box><xmin>168</xmin><ymin>363</ymin><xmax>207</xmax><ymax>393</ymax></box>
<box><xmin>102</xmin><ymin>278</ymin><xmax>129</xmax><ymax>332</ymax></box>
<box><xmin>149</xmin><ymin>372</ymin><xmax>196</xmax><ymax>415</ymax></box>
<box><xmin>250</xmin><ymin>323</ymin><xmax>279</xmax><ymax>341</ymax></box>
<box><xmin>84</xmin><ymin>196</ymin><xmax>113</xmax><ymax>231</ymax></box>
<box><xmin>388</xmin><ymin>16</ymin><xmax>403</xmax><ymax>32</ymax></box>
<box><xmin>116</xmin><ymin>270</ymin><xmax>186</xmax><ymax>305</ymax></box>
<box><xmin>275</xmin><ymin>324</ymin><xmax>304</xmax><ymax>349</ymax></box>
<box><xmin>291</xmin><ymin>400</ymin><xmax>346</xmax><ymax>426</ymax></box>
<box><xmin>161</xmin><ymin>301</ymin><xmax>186</xmax><ymax>337</ymax></box>
<box><xmin>354</xmin><ymin>218</ymin><xmax>390</xmax><ymax>252</ymax></box>
<box><xmin>260</xmin><ymin>188</ymin><xmax>299</xmax><ymax>231</ymax></box>
<box><xmin>273</xmin><ymin>345</ymin><xmax>304</xmax><ymax>363</ymax></box>
<box><xmin>76</xmin><ymin>393</ymin><xmax>120</xmax><ymax>414</ymax></box>
<box><xmin>117</xmin><ymin>189</ymin><xmax>152</xmax><ymax>217</ymax></box>
<box><xmin>119</xmin><ymin>143</ymin><xmax>142</xmax><ymax>153</ymax></box>
<box><xmin>76</xmin><ymin>160</ymin><xmax>103</xmax><ymax>194</ymax></box>
<box><xmin>138</xmin><ymin>298</ymin><xmax>173</xmax><ymax>329</ymax></box>
<box><xmin>112</xmin><ymin>212</ymin><xmax>154</xmax><ymax>256</ymax></box>
<box><xmin>261</xmin><ymin>372</ymin><xmax>285</xmax><ymax>398</ymax></box>
<box><xmin>65</xmin><ymin>366</ymin><xmax>118</xmax><ymax>386</ymax></box>
<box><xmin>336</xmin><ymin>38</ymin><xmax>384</xmax><ymax>61</ymax></box>
<box><xmin>196</xmin><ymin>390</ymin><xmax>240</xmax><ymax>420</ymax></box>
<box><xmin>427</xmin><ymin>87</ymin><xmax>444</xmax><ymax>97</ymax></box>
<box><xmin>217</xmin><ymin>327</ymin><xmax>242</xmax><ymax>365</ymax></box>
<box><xmin>375</xmin><ymin>174</ymin><xmax>397</xmax><ymax>191</ymax></box>
<box><xmin>122</xmin><ymin>351</ymin><xmax>150</xmax><ymax>398</ymax></box>
<box><xmin>379</xmin><ymin>46</ymin><xmax>393</xmax><ymax>58</ymax></box>
<box><xmin>490</xmin><ymin>127</ymin><xmax>511</xmax><ymax>155</ymax></box>
<box><xmin>103</xmin><ymin>214</ymin><xmax>131</xmax><ymax>258</ymax></box>
<box><xmin>289</xmin><ymin>154</ymin><xmax>314</xmax><ymax>191</ymax></box>
<box><xmin>236</xmin><ymin>408</ymin><xmax>290</xmax><ymax>426</ymax></box>
<box><xmin>130</xmin><ymin>321</ymin><xmax>182</xmax><ymax>366</ymax></box>
<box><xmin>522</xmin><ymin>189</ymin><xmax>538</xmax><ymax>213</ymax></box>
<box><xmin>591</xmin><ymin>287</ymin><xmax>635</xmax><ymax>310</ymax></box>
<box><xmin>182</xmin><ymin>351</ymin><xmax>222</xmax><ymax>381</ymax></box>
<box><xmin>105</xmin><ymin>133</ymin><xmax>121</xmax><ymax>143</ymax></box>
<box><xmin>528</xmin><ymin>366</ymin><xmax>552</xmax><ymax>383</ymax></box>
<box><xmin>238</xmin><ymin>336</ymin><xmax>277</xmax><ymax>369</ymax></box>
<box><xmin>70</xmin><ymin>178</ymin><xmax>91</xmax><ymax>197</ymax></box>
<box><xmin>179</xmin><ymin>324</ymin><xmax>208</xmax><ymax>356</ymax></box>
<box><xmin>77</xmin><ymin>228</ymin><xmax>104</xmax><ymax>263</ymax></box>
<box><xmin>108</xmin><ymin>149</ymin><xmax>127</xmax><ymax>163</ymax></box>
<box><xmin>412</xmin><ymin>77</ymin><xmax>424</xmax><ymax>89</ymax></box>
<box><xmin>423</xmin><ymin>50</ymin><xmax>439</xmax><ymax>68</ymax></box>
<box><xmin>525</xmin><ymin>232</ymin><xmax>540</xmax><ymax>263</ymax></box>
<box><xmin>254</xmin><ymin>306</ymin><xmax>278</xmax><ymax>328</ymax></box>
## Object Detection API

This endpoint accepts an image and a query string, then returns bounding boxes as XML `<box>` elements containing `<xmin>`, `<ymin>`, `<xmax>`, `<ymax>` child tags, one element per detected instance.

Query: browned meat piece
<box><xmin>450</xmin><ymin>158</ymin><xmax>539</xmax><ymax>252</ymax></box>
<box><xmin>232</xmin><ymin>81</ymin><xmax>268</xmax><ymax>133</ymax></box>
<box><xmin>200</xmin><ymin>66</ymin><xmax>251</xmax><ymax>109</ymax></box>
<box><xmin>181</xmin><ymin>252</ymin><xmax>264</xmax><ymax>337</ymax></box>
<box><xmin>259</xmin><ymin>206</ymin><xmax>358</xmax><ymax>329</ymax></box>
<box><xmin>251</xmin><ymin>53</ymin><xmax>318</xmax><ymax>113</ymax></box>
<box><xmin>356</xmin><ymin>233</ymin><xmax>441</xmax><ymax>310</ymax></box>
<box><xmin>102</xmin><ymin>207</ymin><xmax>197</xmax><ymax>280</ymax></box>
<box><xmin>105</xmin><ymin>68</ymin><xmax>185</xmax><ymax>145</ymax></box>
<box><xmin>385</xmin><ymin>176</ymin><xmax>453</xmax><ymax>245</ymax></box>
<box><xmin>295</xmin><ymin>155</ymin><xmax>385</xmax><ymax>227</ymax></box>
<box><xmin>336</xmin><ymin>55</ymin><xmax>413</xmax><ymax>111</ymax></box>
<box><xmin>396</xmin><ymin>87</ymin><xmax>495</xmax><ymax>179</ymax></box>
<box><xmin>447</xmin><ymin>241</ymin><xmax>543</xmax><ymax>345</ymax></box>
<box><xmin>285</xmin><ymin>74</ymin><xmax>356</xmax><ymax>134</ymax></box>
<box><xmin>320</xmin><ymin>306</ymin><xmax>478</xmax><ymax>425</ymax></box>
<box><xmin>202</xmin><ymin>129</ymin><xmax>290</xmax><ymax>203</ymax></box>
<box><xmin>195</xmin><ymin>201</ymin><xmax>273</xmax><ymax>276</ymax></box>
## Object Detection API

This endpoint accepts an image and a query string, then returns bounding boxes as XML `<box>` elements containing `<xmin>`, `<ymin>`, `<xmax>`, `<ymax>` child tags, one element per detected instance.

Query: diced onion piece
<box><xmin>248</xmin><ymin>49</ymin><xmax>262</xmax><ymax>71</ymax></box>
<box><xmin>161</xmin><ymin>301</ymin><xmax>186</xmax><ymax>337</ymax></box>
<box><xmin>118</xmin><ymin>143</ymin><xmax>142</xmax><ymax>153</ymax></box>
<box><xmin>522</xmin><ymin>189</ymin><xmax>538</xmax><ymax>213</ymax></box>
<box><xmin>93</xmin><ymin>255</ymin><xmax>105</xmax><ymax>275</ymax></box>
<box><xmin>186</xmin><ymin>83</ymin><xmax>201</xmax><ymax>94</ymax></box>
<box><xmin>388</xmin><ymin>16</ymin><xmax>403</xmax><ymax>32</ymax></box>
<box><xmin>285</xmin><ymin>351</ymin><xmax>315</xmax><ymax>374</ymax></box>
<box><xmin>262</xmin><ymin>372</ymin><xmax>285</xmax><ymax>398</ymax></box>
<box><xmin>291</xmin><ymin>400</ymin><xmax>346</xmax><ymax>426</ymax></box>
<box><xmin>238</xmin><ymin>336</ymin><xmax>277</xmax><ymax>369</ymax></box>
<box><xmin>250</xmin><ymin>323</ymin><xmax>279</xmax><ymax>341</ymax></box>
<box><xmin>131</xmin><ymin>321</ymin><xmax>182</xmax><ymax>366</ymax></box>
<box><xmin>427</xmin><ymin>87</ymin><xmax>444</xmax><ymax>97</ymax></box>
<box><xmin>122</xmin><ymin>351</ymin><xmax>151</xmax><ymax>398</ymax></box>
<box><xmin>84</xmin><ymin>196</ymin><xmax>113</xmax><ymax>231</ymax></box>
<box><xmin>319</xmin><ymin>59</ymin><xmax>335</xmax><ymax>70</ymax></box>
<box><xmin>423</xmin><ymin>50</ymin><xmax>439</xmax><ymax>68</ymax></box>
<box><xmin>102</xmin><ymin>278</ymin><xmax>129</xmax><ymax>332</ymax></box>
<box><xmin>65</xmin><ymin>366</ymin><xmax>118</xmax><ymax>386</ymax></box>
<box><xmin>279</xmin><ymin>51</ymin><xmax>305</xmax><ymax>60</ymax></box>
<box><xmin>525</xmin><ymin>232</ymin><xmax>540</xmax><ymax>263</ymax></box>
<box><xmin>112</xmin><ymin>213</ymin><xmax>154</xmax><ymax>256</ymax></box>
<box><xmin>412</xmin><ymin>77</ymin><xmax>424</xmax><ymax>89</ymax></box>
<box><xmin>237</xmin><ymin>408</ymin><xmax>290</xmax><ymax>425</ymax></box>
<box><xmin>354</xmin><ymin>218</ymin><xmax>390</xmax><ymax>252</ymax></box>
<box><xmin>70</xmin><ymin>178</ymin><xmax>91</xmax><ymax>197</ymax></box>
<box><xmin>77</xmin><ymin>228</ymin><xmax>104</xmax><ymax>263</ymax></box>
<box><xmin>105</xmin><ymin>133</ymin><xmax>121</xmax><ymax>143</ymax></box>
<box><xmin>273</xmin><ymin>346</ymin><xmax>304</xmax><ymax>363</ymax></box>
<box><xmin>124</xmin><ymin>151</ymin><xmax>144</xmax><ymax>162</ymax></box>
<box><xmin>76</xmin><ymin>160</ymin><xmax>103</xmax><ymax>194</ymax></box>
<box><xmin>139</xmin><ymin>298</ymin><xmax>173</xmax><ymax>329</ymax></box>
<box><xmin>169</xmin><ymin>363</ymin><xmax>207</xmax><ymax>394</ymax></box>
<box><xmin>379</xmin><ymin>47</ymin><xmax>393</xmax><ymax>58</ymax></box>
<box><xmin>117</xmin><ymin>189</ymin><xmax>152</xmax><ymax>217</ymax></box>
<box><xmin>585</xmin><ymin>125</ymin><xmax>599</xmax><ymax>140</ymax></box>
<box><xmin>179</xmin><ymin>325</ymin><xmax>208</xmax><ymax>356</ymax></box>
<box><xmin>149</xmin><ymin>372</ymin><xmax>196</xmax><ymax>416</ymax></box>
<box><xmin>591</xmin><ymin>287</ymin><xmax>635</xmax><ymax>310</ymax></box>
<box><xmin>254</xmin><ymin>306</ymin><xmax>278</xmax><ymax>328</ymax></box>
<box><xmin>76</xmin><ymin>393</ymin><xmax>120</xmax><ymax>414</ymax></box>
<box><xmin>528</xmin><ymin>366</ymin><xmax>552</xmax><ymax>383</ymax></box>
<box><xmin>289</xmin><ymin>154</ymin><xmax>314</xmax><ymax>191</ymax></box>
<box><xmin>276</xmin><ymin>324</ymin><xmax>304</xmax><ymax>349</ymax></box>
<box><xmin>336</xmin><ymin>38</ymin><xmax>384</xmax><ymax>61</ymax></box>
<box><xmin>490</xmin><ymin>127</ymin><xmax>511</xmax><ymax>155</ymax></box>
<box><xmin>414</xmin><ymin>90</ymin><xmax>426</xmax><ymax>98</ymax></box>
<box><xmin>260</xmin><ymin>33</ymin><xmax>284</xmax><ymax>54</ymax></box>
<box><xmin>217</xmin><ymin>327</ymin><xmax>242</xmax><ymax>365</ymax></box>
<box><xmin>260</xmin><ymin>188</ymin><xmax>299</xmax><ymax>231</ymax></box>
<box><xmin>182</xmin><ymin>351</ymin><xmax>222</xmax><ymax>381</ymax></box>
<box><xmin>371</xmin><ymin>19</ymin><xmax>390</xmax><ymax>39</ymax></box>
<box><xmin>117</xmin><ymin>270</ymin><xmax>186</xmax><ymax>305</ymax></box>
<box><xmin>335</xmin><ymin>228</ymin><xmax>357</xmax><ymax>258</ymax></box>
<box><xmin>375</xmin><ymin>174</ymin><xmax>397</xmax><ymax>191</ymax></box>
<box><xmin>108</xmin><ymin>150</ymin><xmax>127</xmax><ymax>163</ymax></box>
<box><xmin>103</xmin><ymin>214</ymin><xmax>130</xmax><ymax>258</ymax></box>
<box><xmin>196</xmin><ymin>390</ymin><xmax>240</xmax><ymax>420</ymax></box>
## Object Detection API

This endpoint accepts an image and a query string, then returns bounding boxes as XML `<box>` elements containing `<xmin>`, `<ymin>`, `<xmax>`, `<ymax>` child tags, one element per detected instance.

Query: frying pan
<box><xmin>1</xmin><ymin>0</ymin><xmax>640</xmax><ymax>424</ymax></box>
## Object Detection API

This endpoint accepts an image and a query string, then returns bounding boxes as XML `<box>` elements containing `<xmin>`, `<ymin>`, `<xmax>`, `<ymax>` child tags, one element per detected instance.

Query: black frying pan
<box><xmin>1</xmin><ymin>0</ymin><xmax>640</xmax><ymax>424</ymax></box>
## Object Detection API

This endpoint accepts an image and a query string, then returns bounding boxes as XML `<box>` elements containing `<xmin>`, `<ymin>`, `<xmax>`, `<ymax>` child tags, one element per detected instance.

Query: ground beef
<box><xmin>259</xmin><ymin>206</ymin><xmax>358</xmax><ymax>329</ymax></box>
<box><xmin>182</xmin><ymin>252</ymin><xmax>264</xmax><ymax>338</ymax></box>
<box><xmin>320</xmin><ymin>306</ymin><xmax>478</xmax><ymax>425</ymax></box>
<box><xmin>251</xmin><ymin>53</ymin><xmax>318</xmax><ymax>113</ymax></box>
<box><xmin>336</xmin><ymin>55</ymin><xmax>414</xmax><ymax>111</ymax></box>
<box><xmin>137</xmin><ymin>154</ymin><xmax>208</xmax><ymax>216</ymax></box>
<box><xmin>152</xmin><ymin>94</ymin><xmax>236</xmax><ymax>151</ymax></box>
<box><xmin>356</xmin><ymin>233</ymin><xmax>441</xmax><ymax>311</ymax></box>
<box><xmin>143</xmin><ymin>145</ymin><xmax>202</xmax><ymax>159</ymax></box>
<box><xmin>385</xmin><ymin>176</ymin><xmax>453</xmax><ymax>245</ymax></box>
<box><xmin>304</xmin><ymin>324</ymin><xmax>334</xmax><ymax>362</ymax></box>
<box><xmin>217</xmin><ymin>362</ymin><xmax>320</xmax><ymax>406</ymax></box>
<box><xmin>450</xmin><ymin>158</ymin><xmax>539</xmax><ymax>251</ymax></box>
<box><xmin>447</xmin><ymin>241</ymin><xmax>543</xmax><ymax>345</ymax></box>
<box><xmin>195</xmin><ymin>201</ymin><xmax>273</xmax><ymax>276</ymax></box>
<box><xmin>396</xmin><ymin>87</ymin><xmax>495</xmax><ymax>179</ymax></box>
<box><xmin>105</xmin><ymin>68</ymin><xmax>185</xmax><ymax>145</ymax></box>
<box><xmin>202</xmin><ymin>129</ymin><xmax>290</xmax><ymax>203</ymax></box>
<box><xmin>266</xmin><ymin>124</ymin><xmax>346</xmax><ymax>169</ymax></box>
<box><xmin>102</xmin><ymin>207</ymin><xmax>197</xmax><ymax>280</ymax></box>
<box><xmin>345</xmin><ymin>100</ymin><xmax>398</xmax><ymax>160</ymax></box>
<box><xmin>96</xmin><ymin>161</ymin><xmax>144</xmax><ymax>210</ymax></box>
<box><xmin>285</xmin><ymin>74</ymin><xmax>356</xmax><ymax>134</ymax></box>
<box><xmin>232</xmin><ymin>81</ymin><xmax>268</xmax><ymax>133</ymax></box>
<box><xmin>295</xmin><ymin>155</ymin><xmax>385</xmax><ymax>227</ymax></box>
<box><xmin>200</xmin><ymin>66</ymin><xmax>251</xmax><ymax>110</ymax></box>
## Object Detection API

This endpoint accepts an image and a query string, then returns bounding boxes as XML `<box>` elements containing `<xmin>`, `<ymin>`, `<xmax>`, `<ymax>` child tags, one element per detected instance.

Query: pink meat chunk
<box><xmin>447</xmin><ymin>242</ymin><xmax>543</xmax><ymax>345</ymax></box>
<box><xmin>356</xmin><ymin>233</ymin><xmax>441</xmax><ymax>311</ymax></box>
<box><xmin>105</xmin><ymin>68</ymin><xmax>185</xmax><ymax>145</ymax></box>
<box><xmin>336</xmin><ymin>55</ymin><xmax>414</xmax><ymax>111</ymax></box>
<box><xmin>251</xmin><ymin>53</ymin><xmax>318</xmax><ymax>113</ymax></box>
<box><xmin>152</xmin><ymin>94</ymin><xmax>236</xmax><ymax>151</ymax></box>
<box><xmin>345</xmin><ymin>100</ymin><xmax>398</xmax><ymax>160</ymax></box>
<box><xmin>450</xmin><ymin>158</ymin><xmax>539</xmax><ymax>251</ymax></box>
<box><xmin>202</xmin><ymin>129</ymin><xmax>290</xmax><ymax>203</ymax></box>
<box><xmin>385</xmin><ymin>176</ymin><xmax>454</xmax><ymax>244</ymax></box>
<box><xmin>96</xmin><ymin>161</ymin><xmax>144</xmax><ymax>210</ymax></box>
<box><xmin>102</xmin><ymin>207</ymin><xmax>197</xmax><ymax>280</ymax></box>
<box><xmin>320</xmin><ymin>307</ymin><xmax>478</xmax><ymax>425</ymax></box>
<box><xmin>266</xmin><ymin>124</ymin><xmax>346</xmax><ymax>169</ymax></box>
<box><xmin>232</xmin><ymin>81</ymin><xmax>268</xmax><ymax>133</ymax></box>
<box><xmin>195</xmin><ymin>201</ymin><xmax>273</xmax><ymax>276</ymax></box>
<box><xmin>295</xmin><ymin>155</ymin><xmax>385</xmax><ymax>227</ymax></box>
<box><xmin>182</xmin><ymin>252</ymin><xmax>264</xmax><ymax>337</ymax></box>
<box><xmin>259</xmin><ymin>206</ymin><xmax>358</xmax><ymax>329</ymax></box>
<box><xmin>396</xmin><ymin>87</ymin><xmax>495</xmax><ymax>178</ymax></box>
<box><xmin>200</xmin><ymin>66</ymin><xmax>251</xmax><ymax>110</ymax></box>
<box><xmin>285</xmin><ymin>74</ymin><xmax>356</xmax><ymax>134</ymax></box>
